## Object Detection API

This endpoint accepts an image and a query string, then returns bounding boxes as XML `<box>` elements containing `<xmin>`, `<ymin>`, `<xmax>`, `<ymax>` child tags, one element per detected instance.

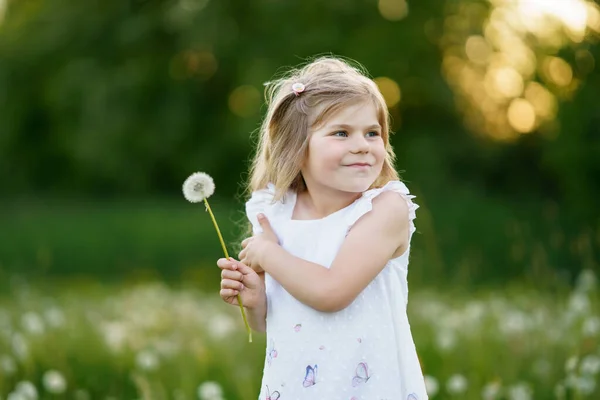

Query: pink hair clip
<box><xmin>291</xmin><ymin>82</ymin><xmax>305</xmax><ymax>96</ymax></box>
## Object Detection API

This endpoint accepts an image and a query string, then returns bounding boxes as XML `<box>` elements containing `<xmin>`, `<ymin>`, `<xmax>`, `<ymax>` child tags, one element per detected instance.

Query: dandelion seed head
<box><xmin>580</xmin><ymin>354</ymin><xmax>600</xmax><ymax>376</ymax></box>
<box><xmin>424</xmin><ymin>375</ymin><xmax>439</xmax><ymax>397</ymax></box>
<box><xmin>21</xmin><ymin>312</ymin><xmax>45</xmax><ymax>336</ymax></box>
<box><xmin>42</xmin><ymin>370</ymin><xmax>67</xmax><ymax>394</ymax></box>
<box><xmin>482</xmin><ymin>381</ymin><xmax>502</xmax><ymax>400</ymax></box>
<box><xmin>197</xmin><ymin>381</ymin><xmax>223</xmax><ymax>400</ymax></box>
<box><xmin>0</xmin><ymin>355</ymin><xmax>17</xmax><ymax>375</ymax></box>
<box><xmin>507</xmin><ymin>382</ymin><xmax>532</xmax><ymax>400</ymax></box>
<box><xmin>136</xmin><ymin>349</ymin><xmax>160</xmax><ymax>371</ymax></box>
<box><xmin>15</xmin><ymin>381</ymin><xmax>38</xmax><ymax>400</ymax></box>
<box><xmin>183</xmin><ymin>172</ymin><xmax>215</xmax><ymax>203</ymax></box>
<box><xmin>446</xmin><ymin>374</ymin><xmax>468</xmax><ymax>394</ymax></box>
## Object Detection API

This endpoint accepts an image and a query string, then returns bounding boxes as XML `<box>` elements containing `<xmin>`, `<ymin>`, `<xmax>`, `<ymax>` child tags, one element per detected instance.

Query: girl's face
<box><xmin>301</xmin><ymin>98</ymin><xmax>386</xmax><ymax>195</ymax></box>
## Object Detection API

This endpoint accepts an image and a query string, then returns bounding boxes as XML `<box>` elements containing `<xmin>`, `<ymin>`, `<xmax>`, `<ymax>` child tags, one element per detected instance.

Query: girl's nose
<box><xmin>351</xmin><ymin>134</ymin><xmax>370</xmax><ymax>153</ymax></box>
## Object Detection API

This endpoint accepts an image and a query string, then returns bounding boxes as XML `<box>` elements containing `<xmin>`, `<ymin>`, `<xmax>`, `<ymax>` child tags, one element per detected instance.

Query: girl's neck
<box><xmin>294</xmin><ymin>187</ymin><xmax>362</xmax><ymax>220</ymax></box>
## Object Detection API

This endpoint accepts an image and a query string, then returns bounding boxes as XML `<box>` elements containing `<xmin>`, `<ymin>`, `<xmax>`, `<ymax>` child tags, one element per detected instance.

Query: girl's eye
<box><xmin>332</xmin><ymin>131</ymin><xmax>381</xmax><ymax>137</ymax></box>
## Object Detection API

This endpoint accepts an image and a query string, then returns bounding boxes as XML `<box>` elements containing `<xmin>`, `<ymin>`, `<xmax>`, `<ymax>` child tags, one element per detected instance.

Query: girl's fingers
<box><xmin>221</xmin><ymin>269</ymin><xmax>243</xmax><ymax>281</ymax></box>
<box><xmin>220</xmin><ymin>288</ymin><xmax>239</xmax><ymax>299</ymax></box>
<box><xmin>217</xmin><ymin>258</ymin><xmax>238</xmax><ymax>271</ymax></box>
<box><xmin>221</xmin><ymin>279</ymin><xmax>244</xmax><ymax>291</ymax></box>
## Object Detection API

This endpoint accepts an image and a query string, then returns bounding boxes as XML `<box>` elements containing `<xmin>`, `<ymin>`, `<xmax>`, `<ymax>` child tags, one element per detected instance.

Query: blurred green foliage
<box><xmin>0</xmin><ymin>0</ymin><xmax>598</xmax><ymax>285</ymax></box>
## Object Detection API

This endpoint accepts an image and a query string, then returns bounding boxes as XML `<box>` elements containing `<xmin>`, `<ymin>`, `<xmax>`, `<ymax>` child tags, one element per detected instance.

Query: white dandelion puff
<box><xmin>21</xmin><ymin>312</ymin><xmax>45</xmax><ymax>336</ymax></box>
<box><xmin>580</xmin><ymin>354</ymin><xmax>600</xmax><ymax>376</ymax></box>
<box><xmin>482</xmin><ymin>381</ymin><xmax>502</xmax><ymax>400</ymax></box>
<box><xmin>136</xmin><ymin>349</ymin><xmax>160</xmax><ymax>371</ymax></box>
<box><xmin>446</xmin><ymin>374</ymin><xmax>468</xmax><ymax>395</ymax></box>
<box><xmin>42</xmin><ymin>370</ymin><xmax>67</xmax><ymax>394</ymax></box>
<box><xmin>0</xmin><ymin>354</ymin><xmax>17</xmax><ymax>375</ymax></box>
<box><xmin>182</xmin><ymin>171</ymin><xmax>252</xmax><ymax>343</ymax></box>
<box><xmin>182</xmin><ymin>172</ymin><xmax>215</xmax><ymax>203</ymax></box>
<box><xmin>507</xmin><ymin>382</ymin><xmax>532</xmax><ymax>400</ymax></box>
<box><xmin>15</xmin><ymin>381</ymin><xmax>38</xmax><ymax>400</ymax></box>
<box><xmin>11</xmin><ymin>333</ymin><xmax>29</xmax><ymax>360</ymax></box>
<box><xmin>197</xmin><ymin>381</ymin><xmax>223</xmax><ymax>400</ymax></box>
<box><xmin>424</xmin><ymin>375</ymin><xmax>439</xmax><ymax>397</ymax></box>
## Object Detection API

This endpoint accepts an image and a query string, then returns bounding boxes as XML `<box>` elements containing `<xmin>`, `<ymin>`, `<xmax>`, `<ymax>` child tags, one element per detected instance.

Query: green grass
<box><xmin>0</xmin><ymin>273</ymin><xmax>598</xmax><ymax>399</ymax></box>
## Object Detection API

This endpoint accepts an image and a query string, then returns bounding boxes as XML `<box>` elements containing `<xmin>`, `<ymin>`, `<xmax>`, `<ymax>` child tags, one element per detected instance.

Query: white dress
<box><xmin>246</xmin><ymin>180</ymin><xmax>428</xmax><ymax>400</ymax></box>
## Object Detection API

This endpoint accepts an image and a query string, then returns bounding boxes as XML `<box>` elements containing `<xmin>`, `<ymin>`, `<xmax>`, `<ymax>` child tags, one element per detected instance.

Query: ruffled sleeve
<box><xmin>245</xmin><ymin>183</ymin><xmax>277</xmax><ymax>234</ymax></box>
<box><xmin>344</xmin><ymin>180</ymin><xmax>419</xmax><ymax>236</ymax></box>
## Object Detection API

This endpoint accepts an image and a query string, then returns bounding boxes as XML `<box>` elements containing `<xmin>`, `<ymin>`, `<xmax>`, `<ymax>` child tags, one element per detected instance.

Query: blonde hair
<box><xmin>245</xmin><ymin>55</ymin><xmax>400</xmax><ymax>205</ymax></box>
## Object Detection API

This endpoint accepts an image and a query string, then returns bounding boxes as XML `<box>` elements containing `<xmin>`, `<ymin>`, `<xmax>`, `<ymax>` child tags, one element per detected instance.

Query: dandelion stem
<box><xmin>203</xmin><ymin>198</ymin><xmax>253</xmax><ymax>343</ymax></box>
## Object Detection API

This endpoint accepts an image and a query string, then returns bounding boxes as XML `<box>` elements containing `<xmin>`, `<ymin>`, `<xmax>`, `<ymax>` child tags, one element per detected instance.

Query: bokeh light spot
<box><xmin>545</xmin><ymin>57</ymin><xmax>573</xmax><ymax>87</ymax></box>
<box><xmin>374</xmin><ymin>77</ymin><xmax>401</xmax><ymax>108</ymax></box>
<box><xmin>587</xmin><ymin>2</ymin><xmax>600</xmax><ymax>32</ymax></box>
<box><xmin>465</xmin><ymin>35</ymin><xmax>491</xmax><ymax>65</ymax></box>
<box><xmin>507</xmin><ymin>98</ymin><xmax>536</xmax><ymax>133</ymax></box>
<box><xmin>524</xmin><ymin>82</ymin><xmax>557</xmax><ymax>119</ymax></box>
<box><xmin>378</xmin><ymin>0</ymin><xmax>409</xmax><ymax>21</ymax></box>
<box><xmin>488</xmin><ymin>67</ymin><xmax>524</xmax><ymax>99</ymax></box>
<box><xmin>228</xmin><ymin>85</ymin><xmax>261</xmax><ymax>118</ymax></box>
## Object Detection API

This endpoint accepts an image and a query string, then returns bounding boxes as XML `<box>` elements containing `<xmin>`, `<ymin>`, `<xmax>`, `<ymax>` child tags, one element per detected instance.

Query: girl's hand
<box><xmin>217</xmin><ymin>257</ymin><xmax>265</xmax><ymax>310</ymax></box>
<box><xmin>238</xmin><ymin>214</ymin><xmax>279</xmax><ymax>272</ymax></box>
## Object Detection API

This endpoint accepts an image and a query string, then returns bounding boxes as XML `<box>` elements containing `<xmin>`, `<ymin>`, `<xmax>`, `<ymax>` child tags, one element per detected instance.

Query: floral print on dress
<box><xmin>351</xmin><ymin>362</ymin><xmax>371</xmax><ymax>387</ymax></box>
<box><xmin>267</xmin><ymin>339</ymin><xmax>278</xmax><ymax>366</ymax></box>
<box><xmin>265</xmin><ymin>385</ymin><xmax>280</xmax><ymax>400</ymax></box>
<box><xmin>302</xmin><ymin>365</ymin><xmax>317</xmax><ymax>387</ymax></box>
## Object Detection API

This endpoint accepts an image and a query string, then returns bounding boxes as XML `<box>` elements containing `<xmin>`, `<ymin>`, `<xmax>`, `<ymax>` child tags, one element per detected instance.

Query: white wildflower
<box><xmin>565</xmin><ymin>356</ymin><xmax>578</xmax><ymax>372</ymax></box>
<box><xmin>11</xmin><ymin>333</ymin><xmax>29</xmax><ymax>360</ymax></box>
<box><xmin>507</xmin><ymin>382</ymin><xmax>532</xmax><ymax>400</ymax></box>
<box><xmin>574</xmin><ymin>375</ymin><xmax>596</xmax><ymax>394</ymax></box>
<box><xmin>21</xmin><ymin>312</ymin><xmax>45</xmax><ymax>336</ymax></box>
<box><xmin>568</xmin><ymin>292</ymin><xmax>590</xmax><ymax>315</ymax></box>
<box><xmin>197</xmin><ymin>381</ymin><xmax>223</xmax><ymax>400</ymax></box>
<box><xmin>554</xmin><ymin>383</ymin><xmax>566</xmax><ymax>400</ymax></box>
<box><xmin>208</xmin><ymin>313</ymin><xmax>236</xmax><ymax>338</ymax></box>
<box><xmin>136</xmin><ymin>349</ymin><xmax>160</xmax><ymax>371</ymax></box>
<box><xmin>575</xmin><ymin>269</ymin><xmax>597</xmax><ymax>293</ymax></box>
<box><xmin>101</xmin><ymin>321</ymin><xmax>127</xmax><ymax>353</ymax></box>
<box><xmin>183</xmin><ymin>172</ymin><xmax>215</xmax><ymax>203</ymax></box>
<box><xmin>44</xmin><ymin>307</ymin><xmax>66</xmax><ymax>328</ymax></box>
<box><xmin>0</xmin><ymin>354</ymin><xmax>17</xmax><ymax>375</ymax></box>
<box><xmin>435</xmin><ymin>331</ymin><xmax>457</xmax><ymax>352</ymax></box>
<box><xmin>481</xmin><ymin>381</ymin><xmax>502</xmax><ymax>400</ymax></box>
<box><xmin>424</xmin><ymin>375</ymin><xmax>439</xmax><ymax>397</ymax></box>
<box><xmin>42</xmin><ymin>370</ymin><xmax>67</xmax><ymax>394</ymax></box>
<box><xmin>501</xmin><ymin>310</ymin><xmax>529</xmax><ymax>335</ymax></box>
<box><xmin>7</xmin><ymin>392</ymin><xmax>27</xmax><ymax>400</ymax></box>
<box><xmin>580</xmin><ymin>354</ymin><xmax>600</xmax><ymax>376</ymax></box>
<box><xmin>582</xmin><ymin>316</ymin><xmax>600</xmax><ymax>337</ymax></box>
<box><xmin>15</xmin><ymin>381</ymin><xmax>38</xmax><ymax>400</ymax></box>
<box><xmin>446</xmin><ymin>374</ymin><xmax>468</xmax><ymax>395</ymax></box>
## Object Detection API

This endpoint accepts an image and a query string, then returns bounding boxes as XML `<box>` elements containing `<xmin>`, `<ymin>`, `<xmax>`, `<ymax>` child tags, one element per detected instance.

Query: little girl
<box><xmin>217</xmin><ymin>57</ymin><xmax>428</xmax><ymax>399</ymax></box>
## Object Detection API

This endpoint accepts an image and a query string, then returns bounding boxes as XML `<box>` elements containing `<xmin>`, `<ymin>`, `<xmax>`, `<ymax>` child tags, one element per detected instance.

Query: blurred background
<box><xmin>0</xmin><ymin>0</ymin><xmax>599</xmax><ymax>399</ymax></box>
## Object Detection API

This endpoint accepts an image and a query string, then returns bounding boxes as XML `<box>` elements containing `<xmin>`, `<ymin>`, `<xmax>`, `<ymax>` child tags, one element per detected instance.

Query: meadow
<box><xmin>0</xmin><ymin>269</ymin><xmax>598</xmax><ymax>400</ymax></box>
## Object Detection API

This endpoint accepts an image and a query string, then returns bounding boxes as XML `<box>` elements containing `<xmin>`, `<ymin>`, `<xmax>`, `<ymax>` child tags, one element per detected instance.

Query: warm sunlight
<box><xmin>441</xmin><ymin>0</ymin><xmax>598</xmax><ymax>141</ymax></box>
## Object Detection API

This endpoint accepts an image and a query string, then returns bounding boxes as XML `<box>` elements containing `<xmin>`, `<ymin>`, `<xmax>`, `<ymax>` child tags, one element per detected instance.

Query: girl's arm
<box><xmin>246</xmin><ymin>273</ymin><xmax>267</xmax><ymax>332</ymax></box>
<box><xmin>257</xmin><ymin>191</ymin><xmax>410</xmax><ymax>313</ymax></box>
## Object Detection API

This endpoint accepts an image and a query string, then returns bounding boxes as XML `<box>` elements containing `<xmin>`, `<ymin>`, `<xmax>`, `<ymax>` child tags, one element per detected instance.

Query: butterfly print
<box><xmin>302</xmin><ymin>364</ymin><xmax>318</xmax><ymax>387</ymax></box>
<box><xmin>267</xmin><ymin>339</ymin><xmax>278</xmax><ymax>366</ymax></box>
<box><xmin>407</xmin><ymin>394</ymin><xmax>418</xmax><ymax>400</ymax></box>
<box><xmin>351</xmin><ymin>362</ymin><xmax>371</xmax><ymax>387</ymax></box>
<box><xmin>294</xmin><ymin>324</ymin><xmax>302</xmax><ymax>332</ymax></box>
<box><xmin>265</xmin><ymin>385</ymin><xmax>280</xmax><ymax>400</ymax></box>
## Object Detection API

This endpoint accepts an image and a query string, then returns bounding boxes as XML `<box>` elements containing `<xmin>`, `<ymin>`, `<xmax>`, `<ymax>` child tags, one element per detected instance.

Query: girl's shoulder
<box><xmin>344</xmin><ymin>180</ymin><xmax>419</xmax><ymax>231</ymax></box>
<box><xmin>245</xmin><ymin>183</ymin><xmax>290</xmax><ymax>233</ymax></box>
